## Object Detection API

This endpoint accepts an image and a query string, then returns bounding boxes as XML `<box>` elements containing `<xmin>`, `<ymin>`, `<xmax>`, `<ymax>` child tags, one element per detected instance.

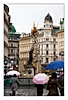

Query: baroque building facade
<box><xmin>36</xmin><ymin>13</ymin><xmax>59</xmax><ymax>72</ymax></box>
<box><xmin>19</xmin><ymin>33</ymin><xmax>33</xmax><ymax>76</ymax></box>
<box><xmin>56</xmin><ymin>18</ymin><xmax>64</xmax><ymax>60</ymax></box>
<box><xmin>4</xmin><ymin>4</ymin><xmax>10</xmax><ymax>73</ymax></box>
<box><xmin>8</xmin><ymin>31</ymin><xmax>21</xmax><ymax>70</ymax></box>
<box><xmin>8</xmin><ymin>21</ymin><xmax>20</xmax><ymax>70</ymax></box>
<box><xmin>19</xmin><ymin>13</ymin><xmax>60</xmax><ymax>76</ymax></box>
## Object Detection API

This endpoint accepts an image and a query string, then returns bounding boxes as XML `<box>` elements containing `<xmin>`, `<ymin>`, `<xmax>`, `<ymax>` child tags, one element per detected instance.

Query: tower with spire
<box><xmin>44</xmin><ymin>13</ymin><xmax>53</xmax><ymax>37</ymax></box>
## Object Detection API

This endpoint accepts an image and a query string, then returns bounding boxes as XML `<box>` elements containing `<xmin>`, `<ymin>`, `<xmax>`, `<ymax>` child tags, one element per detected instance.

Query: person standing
<box><xmin>58</xmin><ymin>73</ymin><xmax>64</xmax><ymax>96</ymax></box>
<box><xmin>35</xmin><ymin>84</ymin><xmax>44</xmax><ymax>96</ymax></box>
<box><xmin>9</xmin><ymin>74</ymin><xmax>21</xmax><ymax>96</ymax></box>
<box><xmin>46</xmin><ymin>72</ymin><xmax>64</xmax><ymax>96</ymax></box>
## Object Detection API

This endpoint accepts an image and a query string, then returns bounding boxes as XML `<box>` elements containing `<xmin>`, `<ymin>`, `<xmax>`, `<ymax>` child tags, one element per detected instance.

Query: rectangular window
<box><xmin>46</xmin><ymin>44</ymin><xmax>48</xmax><ymax>48</ymax></box>
<box><xmin>61</xmin><ymin>34</ymin><xmax>64</xmax><ymax>39</ymax></box>
<box><xmin>18</xmin><ymin>44</ymin><xmax>19</xmax><ymax>47</ymax></box>
<box><xmin>54</xmin><ymin>44</ymin><xmax>56</xmax><ymax>48</ymax></box>
<box><xmin>11</xmin><ymin>36</ymin><xmax>13</xmax><ymax>39</ymax></box>
<box><xmin>11</xmin><ymin>44</ymin><xmax>13</xmax><ymax>47</ymax></box>
<box><xmin>61</xmin><ymin>41</ymin><xmax>64</xmax><ymax>46</ymax></box>
<box><xmin>46</xmin><ymin>38</ymin><xmax>49</xmax><ymax>41</ymax></box>
<box><xmin>11</xmin><ymin>50</ymin><xmax>13</xmax><ymax>53</ymax></box>
<box><xmin>46</xmin><ymin>50</ymin><xmax>48</xmax><ymax>55</ymax></box>
<box><xmin>53</xmin><ymin>51</ymin><xmax>56</xmax><ymax>55</ymax></box>
<box><xmin>53</xmin><ymin>38</ymin><xmax>56</xmax><ymax>41</ymax></box>
<box><xmin>46</xmin><ymin>58</ymin><xmax>48</xmax><ymax>63</ymax></box>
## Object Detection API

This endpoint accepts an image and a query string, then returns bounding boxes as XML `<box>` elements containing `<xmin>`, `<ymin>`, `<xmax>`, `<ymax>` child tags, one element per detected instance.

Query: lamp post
<box><xmin>4</xmin><ymin>59</ymin><xmax>8</xmax><ymax>74</ymax></box>
<box><xmin>59</xmin><ymin>51</ymin><xmax>64</xmax><ymax>60</ymax></box>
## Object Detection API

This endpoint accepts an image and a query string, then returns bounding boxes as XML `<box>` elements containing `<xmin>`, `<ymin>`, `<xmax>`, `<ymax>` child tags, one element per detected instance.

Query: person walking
<box><xmin>58</xmin><ymin>73</ymin><xmax>64</xmax><ymax>96</ymax></box>
<box><xmin>35</xmin><ymin>84</ymin><xmax>44</xmax><ymax>96</ymax></box>
<box><xmin>9</xmin><ymin>74</ymin><xmax>21</xmax><ymax>96</ymax></box>
<box><xmin>46</xmin><ymin>72</ymin><xmax>64</xmax><ymax>96</ymax></box>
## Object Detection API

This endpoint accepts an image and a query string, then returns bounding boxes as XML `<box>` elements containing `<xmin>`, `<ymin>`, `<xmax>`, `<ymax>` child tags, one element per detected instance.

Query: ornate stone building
<box><xmin>8</xmin><ymin>31</ymin><xmax>21</xmax><ymax>70</ymax></box>
<box><xmin>19</xmin><ymin>33</ymin><xmax>33</xmax><ymax>76</ymax></box>
<box><xmin>19</xmin><ymin>33</ymin><xmax>32</xmax><ymax>65</ymax></box>
<box><xmin>8</xmin><ymin>22</ymin><xmax>21</xmax><ymax>70</ymax></box>
<box><xmin>19</xmin><ymin>13</ymin><xmax>60</xmax><ymax>76</ymax></box>
<box><xmin>38</xmin><ymin>13</ymin><xmax>59</xmax><ymax>72</ymax></box>
<box><xmin>56</xmin><ymin>18</ymin><xmax>64</xmax><ymax>60</ymax></box>
<box><xmin>4</xmin><ymin>4</ymin><xmax>10</xmax><ymax>73</ymax></box>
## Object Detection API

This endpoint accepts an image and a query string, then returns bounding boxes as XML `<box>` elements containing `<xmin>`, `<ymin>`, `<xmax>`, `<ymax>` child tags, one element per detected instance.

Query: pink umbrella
<box><xmin>32</xmin><ymin>73</ymin><xmax>49</xmax><ymax>84</ymax></box>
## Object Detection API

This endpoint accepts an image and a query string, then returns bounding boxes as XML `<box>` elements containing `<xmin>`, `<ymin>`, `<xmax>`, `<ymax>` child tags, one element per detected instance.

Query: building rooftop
<box><xmin>44</xmin><ymin>13</ymin><xmax>53</xmax><ymax>23</ymax></box>
<box><xmin>8</xmin><ymin>32</ymin><xmax>21</xmax><ymax>39</ymax></box>
<box><xmin>56</xmin><ymin>28</ymin><xmax>64</xmax><ymax>33</ymax></box>
<box><xmin>10</xmin><ymin>23</ymin><xmax>16</xmax><ymax>32</ymax></box>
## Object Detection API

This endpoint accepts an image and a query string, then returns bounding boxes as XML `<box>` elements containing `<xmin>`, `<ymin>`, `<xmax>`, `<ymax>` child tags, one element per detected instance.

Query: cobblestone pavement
<box><xmin>4</xmin><ymin>87</ymin><xmax>49</xmax><ymax>96</ymax></box>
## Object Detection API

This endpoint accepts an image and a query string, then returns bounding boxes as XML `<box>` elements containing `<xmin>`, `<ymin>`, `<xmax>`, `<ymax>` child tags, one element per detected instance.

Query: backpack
<box><xmin>9</xmin><ymin>79</ymin><xmax>12</xmax><ymax>84</ymax></box>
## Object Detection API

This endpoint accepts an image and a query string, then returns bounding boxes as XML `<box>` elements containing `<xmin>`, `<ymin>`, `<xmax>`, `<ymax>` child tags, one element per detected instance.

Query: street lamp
<box><xmin>59</xmin><ymin>51</ymin><xmax>64</xmax><ymax>60</ymax></box>
<box><xmin>4</xmin><ymin>59</ymin><xmax>8</xmax><ymax>74</ymax></box>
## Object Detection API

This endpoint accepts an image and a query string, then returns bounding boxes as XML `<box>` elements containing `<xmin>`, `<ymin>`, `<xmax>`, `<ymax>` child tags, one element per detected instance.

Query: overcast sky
<box><xmin>6</xmin><ymin>3</ymin><xmax>64</xmax><ymax>33</ymax></box>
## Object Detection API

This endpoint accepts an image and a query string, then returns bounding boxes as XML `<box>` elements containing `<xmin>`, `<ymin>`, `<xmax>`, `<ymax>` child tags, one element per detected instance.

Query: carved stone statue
<box><xmin>28</xmin><ymin>47</ymin><xmax>34</xmax><ymax>64</ymax></box>
<box><xmin>31</xmin><ymin>23</ymin><xmax>38</xmax><ymax>36</ymax></box>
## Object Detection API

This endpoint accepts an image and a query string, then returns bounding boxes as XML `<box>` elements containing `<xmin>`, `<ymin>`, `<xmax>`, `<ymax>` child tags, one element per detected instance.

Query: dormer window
<box><xmin>44</xmin><ymin>25</ymin><xmax>45</xmax><ymax>27</ymax></box>
<box><xmin>50</xmin><ymin>25</ymin><xmax>53</xmax><ymax>27</ymax></box>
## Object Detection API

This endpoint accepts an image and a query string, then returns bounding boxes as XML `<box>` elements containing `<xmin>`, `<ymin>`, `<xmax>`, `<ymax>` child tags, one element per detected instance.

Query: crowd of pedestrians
<box><xmin>4</xmin><ymin>71</ymin><xmax>64</xmax><ymax>96</ymax></box>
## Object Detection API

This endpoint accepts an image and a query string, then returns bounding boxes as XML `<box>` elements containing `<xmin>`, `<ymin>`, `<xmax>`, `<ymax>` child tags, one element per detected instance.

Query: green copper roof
<box><xmin>10</xmin><ymin>23</ymin><xmax>16</xmax><ymax>32</ymax></box>
<box><xmin>60</xmin><ymin>18</ymin><xmax>64</xmax><ymax>25</ymax></box>
<box><xmin>8</xmin><ymin>32</ymin><xmax>21</xmax><ymax>39</ymax></box>
<box><xmin>56</xmin><ymin>28</ymin><xmax>64</xmax><ymax>33</ymax></box>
